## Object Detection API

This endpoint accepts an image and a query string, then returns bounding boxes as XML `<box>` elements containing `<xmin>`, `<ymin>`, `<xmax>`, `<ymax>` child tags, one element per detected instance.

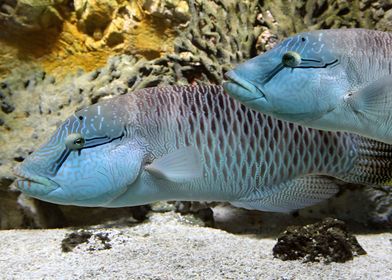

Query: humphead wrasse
<box><xmin>224</xmin><ymin>29</ymin><xmax>392</xmax><ymax>144</ymax></box>
<box><xmin>13</xmin><ymin>85</ymin><xmax>392</xmax><ymax>211</ymax></box>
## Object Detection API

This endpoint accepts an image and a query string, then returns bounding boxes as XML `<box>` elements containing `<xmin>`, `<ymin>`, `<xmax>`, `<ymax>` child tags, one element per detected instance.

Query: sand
<box><xmin>0</xmin><ymin>211</ymin><xmax>391</xmax><ymax>280</ymax></box>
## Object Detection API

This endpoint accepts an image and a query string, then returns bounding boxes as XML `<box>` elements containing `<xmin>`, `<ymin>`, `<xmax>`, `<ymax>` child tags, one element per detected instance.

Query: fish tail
<box><xmin>347</xmin><ymin>136</ymin><xmax>392</xmax><ymax>185</ymax></box>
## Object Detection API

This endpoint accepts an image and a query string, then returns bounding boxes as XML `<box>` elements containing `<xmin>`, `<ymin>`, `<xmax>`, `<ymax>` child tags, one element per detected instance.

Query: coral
<box><xmin>0</xmin><ymin>0</ymin><xmax>183</xmax><ymax>80</ymax></box>
<box><xmin>0</xmin><ymin>0</ymin><xmax>65</xmax><ymax>31</ymax></box>
<box><xmin>169</xmin><ymin>0</ymin><xmax>262</xmax><ymax>83</ymax></box>
<box><xmin>1</xmin><ymin>0</ymin><xmax>392</xmax><ymax>229</ymax></box>
<box><xmin>261</xmin><ymin>0</ymin><xmax>392</xmax><ymax>39</ymax></box>
<box><xmin>74</xmin><ymin>0</ymin><xmax>118</xmax><ymax>36</ymax></box>
<box><xmin>376</xmin><ymin>8</ymin><xmax>392</xmax><ymax>31</ymax></box>
<box><xmin>141</xmin><ymin>0</ymin><xmax>191</xmax><ymax>23</ymax></box>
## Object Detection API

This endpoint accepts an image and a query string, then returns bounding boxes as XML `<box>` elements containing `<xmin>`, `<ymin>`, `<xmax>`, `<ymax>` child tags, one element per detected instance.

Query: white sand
<box><xmin>0</xmin><ymin>212</ymin><xmax>391</xmax><ymax>280</ymax></box>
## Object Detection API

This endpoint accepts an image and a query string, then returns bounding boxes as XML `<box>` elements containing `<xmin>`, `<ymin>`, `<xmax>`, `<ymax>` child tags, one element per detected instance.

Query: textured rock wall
<box><xmin>1</xmin><ymin>0</ymin><xmax>392</xmax><ymax>229</ymax></box>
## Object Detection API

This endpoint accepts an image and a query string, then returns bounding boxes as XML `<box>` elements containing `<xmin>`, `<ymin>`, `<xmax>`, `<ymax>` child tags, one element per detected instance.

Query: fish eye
<box><xmin>65</xmin><ymin>133</ymin><xmax>85</xmax><ymax>150</ymax></box>
<box><xmin>282</xmin><ymin>51</ymin><xmax>302</xmax><ymax>68</ymax></box>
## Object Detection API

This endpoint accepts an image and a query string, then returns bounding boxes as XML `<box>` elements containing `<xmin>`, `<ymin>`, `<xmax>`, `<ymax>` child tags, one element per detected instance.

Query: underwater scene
<box><xmin>0</xmin><ymin>0</ymin><xmax>391</xmax><ymax>279</ymax></box>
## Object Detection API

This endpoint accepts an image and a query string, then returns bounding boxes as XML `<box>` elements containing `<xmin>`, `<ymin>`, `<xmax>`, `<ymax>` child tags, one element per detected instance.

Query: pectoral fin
<box><xmin>347</xmin><ymin>76</ymin><xmax>392</xmax><ymax>117</ymax></box>
<box><xmin>230</xmin><ymin>176</ymin><xmax>339</xmax><ymax>213</ymax></box>
<box><xmin>145</xmin><ymin>146</ymin><xmax>203</xmax><ymax>183</ymax></box>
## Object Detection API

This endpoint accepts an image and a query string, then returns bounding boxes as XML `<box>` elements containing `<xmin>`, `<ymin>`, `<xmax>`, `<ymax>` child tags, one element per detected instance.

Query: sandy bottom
<box><xmin>0</xmin><ymin>211</ymin><xmax>391</xmax><ymax>280</ymax></box>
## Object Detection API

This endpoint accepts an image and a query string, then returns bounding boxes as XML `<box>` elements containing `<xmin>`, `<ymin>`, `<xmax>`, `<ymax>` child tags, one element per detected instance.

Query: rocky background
<box><xmin>1</xmin><ymin>0</ymin><xmax>392</xmax><ymax>230</ymax></box>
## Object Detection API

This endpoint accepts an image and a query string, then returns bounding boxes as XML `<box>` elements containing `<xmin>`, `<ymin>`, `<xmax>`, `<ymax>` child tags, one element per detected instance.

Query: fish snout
<box><xmin>224</xmin><ymin>70</ymin><xmax>266</xmax><ymax>102</ymax></box>
<box><xmin>13</xmin><ymin>162</ymin><xmax>59</xmax><ymax>193</ymax></box>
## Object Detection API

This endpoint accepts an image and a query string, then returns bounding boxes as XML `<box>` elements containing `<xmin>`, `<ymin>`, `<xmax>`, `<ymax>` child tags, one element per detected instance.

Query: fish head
<box><xmin>14</xmin><ymin>98</ymin><xmax>145</xmax><ymax>206</ymax></box>
<box><xmin>224</xmin><ymin>30</ymin><xmax>349</xmax><ymax>123</ymax></box>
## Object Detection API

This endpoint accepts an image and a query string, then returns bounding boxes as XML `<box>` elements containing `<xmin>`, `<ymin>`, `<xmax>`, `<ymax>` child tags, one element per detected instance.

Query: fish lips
<box><xmin>13</xmin><ymin>164</ymin><xmax>59</xmax><ymax>195</ymax></box>
<box><xmin>223</xmin><ymin>71</ymin><xmax>270</xmax><ymax>108</ymax></box>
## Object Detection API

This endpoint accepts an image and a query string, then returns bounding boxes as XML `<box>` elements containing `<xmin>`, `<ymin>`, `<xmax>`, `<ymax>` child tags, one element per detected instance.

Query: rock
<box><xmin>297</xmin><ymin>184</ymin><xmax>392</xmax><ymax>229</ymax></box>
<box><xmin>74</xmin><ymin>0</ymin><xmax>119</xmax><ymax>36</ymax></box>
<box><xmin>17</xmin><ymin>194</ymin><xmax>67</xmax><ymax>228</ymax></box>
<box><xmin>273</xmin><ymin>218</ymin><xmax>367</xmax><ymax>263</ymax></box>
<box><xmin>142</xmin><ymin>0</ymin><xmax>191</xmax><ymax>23</ymax></box>
<box><xmin>0</xmin><ymin>0</ymin><xmax>64</xmax><ymax>31</ymax></box>
<box><xmin>0</xmin><ymin>183</ymin><xmax>25</xmax><ymax>229</ymax></box>
<box><xmin>106</xmin><ymin>32</ymin><xmax>124</xmax><ymax>48</ymax></box>
<box><xmin>61</xmin><ymin>229</ymin><xmax>112</xmax><ymax>252</ymax></box>
<box><xmin>364</xmin><ymin>185</ymin><xmax>392</xmax><ymax>228</ymax></box>
<box><xmin>104</xmin><ymin>18</ymin><xmax>124</xmax><ymax>47</ymax></box>
<box><xmin>150</xmin><ymin>201</ymin><xmax>176</xmax><ymax>212</ymax></box>
<box><xmin>1</xmin><ymin>100</ymin><xmax>14</xmax><ymax>113</ymax></box>
<box><xmin>61</xmin><ymin>230</ymin><xmax>93</xmax><ymax>252</ymax></box>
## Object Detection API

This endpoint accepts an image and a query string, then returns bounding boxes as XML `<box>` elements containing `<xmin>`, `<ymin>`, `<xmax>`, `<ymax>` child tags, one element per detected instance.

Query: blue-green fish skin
<box><xmin>13</xmin><ymin>85</ymin><xmax>392</xmax><ymax>211</ymax></box>
<box><xmin>224</xmin><ymin>29</ymin><xmax>392</xmax><ymax>144</ymax></box>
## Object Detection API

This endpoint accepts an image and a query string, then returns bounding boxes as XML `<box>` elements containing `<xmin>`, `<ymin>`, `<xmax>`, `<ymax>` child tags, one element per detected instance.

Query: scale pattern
<box><xmin>127</xmin><ymin>85</ymin><xmax>361</xmax><ymax>197</ymax></box>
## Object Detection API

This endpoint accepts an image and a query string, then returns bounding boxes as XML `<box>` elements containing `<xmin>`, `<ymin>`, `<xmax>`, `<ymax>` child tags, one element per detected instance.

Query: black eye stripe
<box><xmin>55</xmin><ymin>149</ymin><xmax>70</xmax><ymax>165</ymax></box>
<box><xmin>301</xmin><ymin>58</ymin><xmax>322</xmax><ymax>63</ymax></box>
<box><xmin>84</xmin><ymin>137</ymin><xmax>111</xmax><ymax>147</ymax></box>
<box><xmin>263</xmin><ymin>64</ymin><xmax>284</xmax><ymax>84</ymax></box>
<box><xmin>83</xmin><ymin>133</ymin><xmax>124</xmax><ymax>149</ymax></box>
<box><xmin>85</xmin><ymin>136</ymin><xmax>110</xmax><ymax>142</ymax></box>
<box><xmin>296</xmin><ymin>59</ymin><xmax>339</xmax><ymax>69</ymax></box>
<box><xmin>49</xmin><ymin>149</ymin><xmax>71</xmax><ymax>176</ymax></box>
<box><xmin>263</xmin><ymin>58</ymin><xmax>339</xmax><ymax>85</ymax></box>
<box><xmin>49</xmin><ymin>132</ymin><xmax>125</xmax><ymax>176</ymax></box>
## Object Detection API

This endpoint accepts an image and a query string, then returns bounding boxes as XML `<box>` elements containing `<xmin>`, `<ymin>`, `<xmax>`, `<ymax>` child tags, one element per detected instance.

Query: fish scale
<box><xmin>128</xmin><ymin>85</ymin><xmax>363</xmax><ymax>195</ymax></box>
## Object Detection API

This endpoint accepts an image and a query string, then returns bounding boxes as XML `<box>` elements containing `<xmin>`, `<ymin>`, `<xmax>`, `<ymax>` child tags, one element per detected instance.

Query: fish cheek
<box><xmin>265</xmin><ymin>70</ymin><xmax>314</xmax><ymax>113</ymax></box>
<box><xmin>104</xmin><ymin>142</ymin><xmax>145</xmax><ymax>188</ymax></box>
<box><xmin>317</xmin><ymin>72</ymin><xmax>347</xmax><ymax>111</ymax></box>
<box><xmin>52</xmin><ymin>143</ymin><xmax>143</xmax><ymax>205</ymax></box>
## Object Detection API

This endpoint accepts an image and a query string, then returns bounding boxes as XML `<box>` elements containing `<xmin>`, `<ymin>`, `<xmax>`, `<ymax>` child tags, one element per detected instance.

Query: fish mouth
<box><xmin>13</xmin><ymin>164</ymin><xmax>59</xmax><ymax>193</ymax></box>
<box><xmin>223</xmin><ymin>70</ymin><xmax>266</xmax><ymax>103</ymax></box>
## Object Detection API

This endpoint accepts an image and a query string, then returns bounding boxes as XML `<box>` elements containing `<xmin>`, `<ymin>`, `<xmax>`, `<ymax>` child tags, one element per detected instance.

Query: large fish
<box><xmin>224</xmin><ymin>29</ymin><xmax>392</xmax><ymax>144</ymax></box>
<box><xmin>13</xmin><ymin>85</ymin><xmax>392</xmax><ymax>212</ymax></box>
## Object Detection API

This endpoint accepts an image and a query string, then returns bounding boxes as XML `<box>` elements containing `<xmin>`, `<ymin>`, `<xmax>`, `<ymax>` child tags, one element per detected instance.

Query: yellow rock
<box><xmin>0</xmin><ymin>0</ymin><xmax>179</xmax><ymax>79</ymax></box>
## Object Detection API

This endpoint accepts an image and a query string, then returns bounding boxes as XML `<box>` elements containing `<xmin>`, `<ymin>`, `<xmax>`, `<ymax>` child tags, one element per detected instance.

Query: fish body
<box><xmin>224</xmin><ymin>29</ymin><xmax>392</xmax><ymax>144</ymax></box>
<box><xmin>14</xmin><ymin>85</ymin><xmax>392</xmax><ymax>211</ymax></box>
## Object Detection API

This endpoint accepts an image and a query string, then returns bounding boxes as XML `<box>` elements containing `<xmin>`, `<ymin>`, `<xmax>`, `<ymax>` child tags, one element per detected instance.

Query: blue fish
<box><xmin>224</xmin><ymin>29</ymin><xmax>392</xmax><ymax>144</ymax></box>
<box><xmin>13</xmin><ymin>85</ymin><xmax>392</xmax><ymax>211</ymax></box>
